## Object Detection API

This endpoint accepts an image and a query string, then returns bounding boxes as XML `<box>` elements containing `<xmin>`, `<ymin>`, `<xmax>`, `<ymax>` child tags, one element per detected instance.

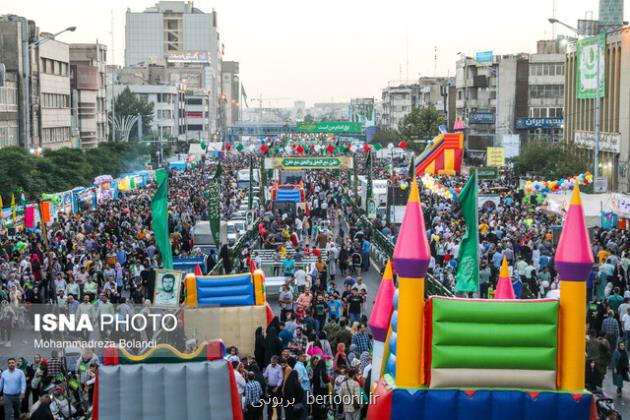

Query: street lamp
<box><xmin>29</xmin><ymin>26</ymin><xmax>77</xmax><ymax>48</ymax></box>
<box><xmin>550</xmin><ymin>17</ymin><xmax>603</xmax><ymax>185</ymax></box>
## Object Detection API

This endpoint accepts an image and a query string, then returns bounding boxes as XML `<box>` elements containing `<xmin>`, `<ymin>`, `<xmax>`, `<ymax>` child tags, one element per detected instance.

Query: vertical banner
<box><xmin>151</xmin><ymin>169</ymin><xmax>174</xmax><ymax>269</ymax></box>
<box><xmin>455</xmin><ymin>171</ymin><xmax>479</xmax><ymax>293</ymax></box>
<box><xmin>366</xmin><ymin>151</ymin><xmax>373</xmax><ymax>214</ymax></box>
<box><xmin>577</xmin><ymin>33</ymin><xmax>606</xmax><ymax>99</ymax></box>
<box><xmin>208</xmin><ymin>163</ymin><xmax>222</xmax><ymax>246</ymax></box>
<box><xmin>259</xmin><ymin>156</ymin><xmax>267</xmax><ymax>204</ymax></box>
<box><xmin>24</xmin><ymin>206</ymin><xmax>35</xmax><ymax>229</ymax></box>
<box><xmin>248</xmin><ymin>154</ymin><xmax>254</xmax><ymax>210</ymax></box>
<box><xmin>353</xmin><ymin>156</ymin><xmax>359</xmax><ymax>206</ymax></box>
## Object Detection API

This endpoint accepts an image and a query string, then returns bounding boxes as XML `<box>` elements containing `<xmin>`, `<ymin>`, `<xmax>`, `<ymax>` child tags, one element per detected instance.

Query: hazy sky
<box><xmin>4</xmin><ymin>0</ymin><xmax>626</xmax><ymax>105</ymax></box>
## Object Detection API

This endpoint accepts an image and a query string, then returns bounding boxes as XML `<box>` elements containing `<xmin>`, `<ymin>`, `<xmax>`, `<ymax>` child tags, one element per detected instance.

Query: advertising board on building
<box><xmin>296</xmin><ymin>122</ymin><xmax>361</xmax><ymax>133</ymax></box>
<box><xmin>475</xmin><ymin>51</ymin><xmax>493</xmax><ymax>63</ymax></box>
<box><xmin>515</xmin><ymin>118</ymin><xmax>564</xmax><ymax>129</ymax></box>
<box><xmin>267</xmin><ymin>157</ymin><xmax>354</xmax><ymax>170</ymax></box>
<box><xmin>501</xmin><ymin>134</ymin><xmax>520</xmax><ymax>159</ymax></box>
<box><xmin>469</xmin><ymin>112</ymin><xmax>495</xmax><ymax>124</ymax></box>
<box><xmin>574</xmin><ymin>130</ymin><xmax>621</xmax><ymax>153</ymax></box>
<box><xmin>167</xmin><ymin>51</ymin><xmax>212</xmax><ymax>64</ymax></box>
<box><xmin>71</xmin><ymin>65</ymin><xmax>99</xmax><ymax>90</ymax></box>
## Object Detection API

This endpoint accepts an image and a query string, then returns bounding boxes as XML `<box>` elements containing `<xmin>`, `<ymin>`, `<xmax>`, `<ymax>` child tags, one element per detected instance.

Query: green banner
<box><xmin>208</xmin><ymin>164</ymin><xmax>222</xmax><ymax>246</ymax></box>
<box><xmin>455</xmin><ymin>171</ymin><xmax>479</xmax><ymax>293</ymax></box>
<box><xmin>577</xmin><ymin>33</ymin><xmax>606</xmax><ymax>99</ymax></box>
<box><xmin>271</xmin><ymin>157</ymin><xmax>354</xmax><ymax>170</ymax></box>
<box><xmin>151</xmin><ymin>169</ymin><xmax>173</xmax><ymax>269</ymax></box>
<box><xmin>259</xmin><ymin>157</ymin><xmax>267</xmax><ymax>204</ymax></box>
<box><xmin>296</xmin><ymin>121</ymin><xmax>361</xmax><ymax>133</ymax></box>
<box><xmin>476</xmin><ymin>167</ymin><xmax>498</xmax><ymax>180</ymax></box>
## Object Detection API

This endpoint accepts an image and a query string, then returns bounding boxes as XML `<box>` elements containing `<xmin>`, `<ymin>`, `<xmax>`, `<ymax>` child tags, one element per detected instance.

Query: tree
<box><xmin>511</xmin><ymin>141</ymin><xmax>588</xmax><ymax>179</ymax></box>
<box><xmin>111</xmin><ymin>87</ymin><xmax>154</xmax><ymax>141</ymax></box>
<box><xmin>303</xmin><ymin>114</ymin><xmax>314</xmax><ymax>123</ymax></box>
<box><xmin>371</xmin><ymin>128</ymin><xmax>401</xmax><ymax>146</ymax></box>
<box><xmin>398</xmin><ymin>104</ymin><xmax>446</xmax><ymax>142</ymax></box>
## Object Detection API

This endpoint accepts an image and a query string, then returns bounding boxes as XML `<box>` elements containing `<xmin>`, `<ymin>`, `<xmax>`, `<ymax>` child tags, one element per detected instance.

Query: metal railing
<box><xmin>356</xmin><ymin>215</ymin><xmax>454</xmax><ymax>298</ymax></box>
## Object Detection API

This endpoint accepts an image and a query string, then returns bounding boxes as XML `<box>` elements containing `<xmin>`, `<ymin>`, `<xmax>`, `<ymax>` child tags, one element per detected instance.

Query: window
<box><xmin>187</xmin><ymin>124</ymin><xmax>203</xmax><ymax>131</ymax></box>
<box><xmin>186</xmin><ymin>98</ymin><xmax>203</xmax><ymax>105</ymax></box>
<box><xmin>529</xmin><ymin>85</ymin><xmax>564</xmax><ymax>99</ymax></box>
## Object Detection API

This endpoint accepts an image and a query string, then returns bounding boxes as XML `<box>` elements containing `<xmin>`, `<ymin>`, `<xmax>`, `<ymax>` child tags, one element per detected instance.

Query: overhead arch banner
<box><xmin>266</xmin><ymin>156</ymin><xmax>354</xmax><ymax>170</ymax></box>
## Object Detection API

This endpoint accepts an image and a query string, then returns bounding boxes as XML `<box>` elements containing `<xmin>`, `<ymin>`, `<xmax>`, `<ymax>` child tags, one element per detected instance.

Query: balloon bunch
<box><xmin>420</xmin><ymin>174</ymin><xmax>460</xmax><ymax>201</ymax></box>
<box><xmin>524</xmin><ymin>172</ymin><xmax>593</xmax><ymax>195</ymax></box>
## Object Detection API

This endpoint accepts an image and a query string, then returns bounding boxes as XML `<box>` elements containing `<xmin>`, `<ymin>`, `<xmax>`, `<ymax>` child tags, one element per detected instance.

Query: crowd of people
<box><xmin>5</xmin><ymin>148</ymin><xmax>630</xmax><ymax>419</ymax></box>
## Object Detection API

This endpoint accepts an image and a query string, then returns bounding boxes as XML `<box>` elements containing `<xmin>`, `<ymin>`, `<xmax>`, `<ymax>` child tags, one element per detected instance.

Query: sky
<box><xmin>3</xmin><ymin>0</ymin><xmax>627</xmax><ymax>106</ymax></box>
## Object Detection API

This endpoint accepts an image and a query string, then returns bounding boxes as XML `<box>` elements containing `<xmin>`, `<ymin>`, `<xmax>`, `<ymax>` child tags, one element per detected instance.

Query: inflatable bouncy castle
<box><xmin>95</xmin><ymin>340</ymin><xmax>242</xmax><ymax>420</ymax></box>
<box><xmin>414</xmin><ymin>131</ymin><xmax>464</xmax><ymax>176</ymax></box>
<box><xmin>184</xmin><ymin>270</ymin><xmax>273</xmax><ymax>355</ymax></box>
<box><xmin>368</xmin><ymin>180</ymin><xmax>595</xmax><ymax>420</ymax></box>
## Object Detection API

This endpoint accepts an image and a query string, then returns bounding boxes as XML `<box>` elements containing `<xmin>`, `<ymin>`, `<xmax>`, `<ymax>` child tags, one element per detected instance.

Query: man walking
<box><xmin>0</xmin><ymin>357</ymin><xmax>26</xmax><ymax>420</ymax></box>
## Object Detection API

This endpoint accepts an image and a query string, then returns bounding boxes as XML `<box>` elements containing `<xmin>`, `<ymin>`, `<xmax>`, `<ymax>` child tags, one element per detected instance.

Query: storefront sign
<box><xmin>469</xmin><ymin>112</ymin><xmax>495</xmax><ymax>124</ymax></box>
<box><xmin>296</xmin><ymin>122</ymin><xmax>361</xmax><ymax>133</ymax></box>
<box><xmin>475</xmin><ymin>51</ymin><xmax>493</xmax><ymax>63</ymax></box>
<box><xmin>515</xmin><ymin>118</ymin><xmax>564</xmax><ymax>129</ymax></box>
<box><xmin>167</xmin><ymin>51</ymin><xmax>211</xmax><ymax>64</ymax></box>
<box><xmin>574</xmin><ymin>130</ymin><xmax>620</xmax><ymax>153</ymax></box>
<box><xmin>269</xmin><ymin>157</ymin><xmax>354</xmax><ymax>170</ymax></box>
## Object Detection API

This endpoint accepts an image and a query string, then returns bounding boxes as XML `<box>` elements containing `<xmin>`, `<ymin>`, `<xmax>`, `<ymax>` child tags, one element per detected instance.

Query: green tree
<box><xmin>398</xmin><ymin>104</ymin><xmax>446</xmax><ymax>142</ymax></box>
<box><xmin>111</xmin><ymin>87</ymin><xmax>154</xmax><ymax>141</ymax></box>
<box><xmin>511</xmin><ymin>142</ymin><xmax>588</xmax><ymax>179</ymax></box>
<box><xmin>371</xmin><ymin>128</ymin><xmax>401</xmax><ymax>146</ymax></box>
<box><xmin>303</xmin><ymin>114</ymin><xmax>314</xmax><ymax>123</ymax></box>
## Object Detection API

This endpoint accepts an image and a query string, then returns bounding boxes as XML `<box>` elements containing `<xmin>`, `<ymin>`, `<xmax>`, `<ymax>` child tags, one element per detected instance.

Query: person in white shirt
<box><xmin>622</xmin><ymin>307</ymin><xmax>630</xmax><ymax>348</ymax></box>
<box><xmin>231</xmin><ymin>360</ymin><xmax>246</xmax><ymax>409</ymax></box>
<box><xmin>293</xmin><ymin>268</ymin><xmax>307</xmax><ymax>293</ymax></box>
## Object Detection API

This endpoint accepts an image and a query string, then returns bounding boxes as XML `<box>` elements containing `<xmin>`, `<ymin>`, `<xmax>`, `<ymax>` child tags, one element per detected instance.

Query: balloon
<box><xmin>363</xmin><ymin>144</ymin><xmax>371</xmax><ymax>153</ymax></box>
<box><xmin>260</xmin><ymin>144</ymin><xmax>268</xmax><ymax>153</ymax></box>
<box><xmin>326</xmin><ymin>145</ymin><xmax>334</xmax><ymax>154</ymax></box>
<box><xmin>399</xmin><ymin>141</ymin><xmax>408</xmax><ymax>149</ymax></box>
<box><xmin>225</xmin><ymin>143</ymin><xmax>232</xmax><ymax>151</ymax></box>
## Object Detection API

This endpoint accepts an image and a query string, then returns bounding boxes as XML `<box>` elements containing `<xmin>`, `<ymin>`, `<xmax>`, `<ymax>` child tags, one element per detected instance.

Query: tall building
<box><xmin>517</xmin><ymin>39</ymin><xmax>567</xmax><ymax>145</ymax></box>
<box><xmin>599</xmin><ymin>0</ymin><xmax>625</xmax><ymax>30</ymax></box>
<box><xmin>125</xmin><ymin>1</ymin><xmax>221</xmax><ymax>138</ymax></box>
<box><xmin>564</xmin><ymin>26</ymin><xmax>630</xmax><ymax>192</ymax></box>
<box><xmin>381</xmin><ymin>77</ymin><xmax>452</xmax><ymax>132</ymax></box>
<box><xmin>220</xmin><ymin>61</ymin><xmax>240</xmax><ymax>127</ymax></box>
<box><xmin>35</xmin><ymin>36</ymin><xmax>72</xmax><ymax>149</ymax></box>
<box><xmin>69</xmin><ymin>43</ymin><xmax>108</xmax><ymax>148</ymax></box>
<box><xmin>0</xmin><ymin>72</ymin><xmax>19</xmax><ymax>148</ymax></box>
<box><xmin>456</xmin><ymin>53</ymin><xmax>529</xmax><ymax>156</ymax></box>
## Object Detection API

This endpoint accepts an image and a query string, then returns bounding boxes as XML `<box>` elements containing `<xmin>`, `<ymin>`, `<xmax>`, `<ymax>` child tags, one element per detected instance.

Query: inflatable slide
<box><xmin>414</xmin><ymin>131</ymin><xmax>464</xmax><ymax>176</ymax></box>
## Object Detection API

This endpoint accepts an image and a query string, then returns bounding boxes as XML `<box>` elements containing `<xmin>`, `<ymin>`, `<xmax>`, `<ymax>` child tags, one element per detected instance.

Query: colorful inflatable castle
<box><xmin>184</xmin><ymin>269</ymin><xmax>273</xmax><ymax>355</ymax></box>
<box><xmin>414</xmin><ymin>131</ymin><xmax>464</xmax><ymax>176</ymax></box>
<box><xmin>368</xmin><ymin>179</ymin><xmax>595</xmax><ymax>420</ymax></box>
<box><xmin>95</xmin><ymin>340</ymin><xmax>242</xmax><ymax>420</ymax></box>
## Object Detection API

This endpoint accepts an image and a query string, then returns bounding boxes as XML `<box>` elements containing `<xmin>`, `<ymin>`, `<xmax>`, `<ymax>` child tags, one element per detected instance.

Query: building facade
<box><xmin>564</xmin><ymin>26</ymin><xmax>630</xmax><ymax>192</ymax></box>
<box><xmin>381</xmin><ymin>78</ymin><xmax>452</xmax><ymax>132</ymax></box>
<box><xmin>69</xmin><ymin>43</ymin><xmax>108</xmax><ymax>148</ymax></box>
<box><xmin>0</xmin><ymin>72</ymin><xmax>19</xmax><ymax>148</ymax></box>
<box><xmin>220</xmin><ymin>61</ymin><xmax>240</xmax><ymax>128</ymax></box>
<box><xmin>456</xmin><ymin>53</ymin><xmax>529</xmax><ymax>155</ymax></box>
<box><xmin>36</xmin><ymin>37</ymin><xmax>72</xmax><ymax>149</ymax></box>
<box><xmin>517</xmin><ymin>40</ymin><xmax>566</xmax><ymax>145</ymax></box>
<box><xmin>599</xmin><ymin>0</ymin><xmax>625</xmax><ymax>30</ymax></box>
<box><xmin>125</xmin><ymin>1</ymin><xmax>221</xmax><ymax>138</ymax></box>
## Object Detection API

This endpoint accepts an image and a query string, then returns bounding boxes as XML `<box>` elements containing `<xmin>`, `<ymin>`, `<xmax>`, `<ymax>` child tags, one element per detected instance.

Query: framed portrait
<box><xmin>153</xmin><ymin>269</ymin><xmax>184</xmax><ymax>306</ymax></box>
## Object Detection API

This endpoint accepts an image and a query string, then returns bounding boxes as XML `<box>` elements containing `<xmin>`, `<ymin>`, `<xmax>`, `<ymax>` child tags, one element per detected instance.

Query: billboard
<box><xmin>167</xmin><ymin>51</ymin><xmax>212</xmax><ymax>64</ymax></box>
<box><xmin>501</xmin><ymin>134</ymin><xmax>520</xmax><ymax>159</ymax></box>
<box><xmin>475</xmin><ymin>51</ymin><xmax>493</xmax><ymax>63</ymax></box>
<box><xmin>71</xmin><ymin>65</ymin><xmax>98</xmax><ymax>90</ymax></box>
<box><xmin>486</xmin><ymin>147</ymin><xmax>505</xmax><ymax>167</ymax></box>
<box><xmin>268</xmin><ymin>157</ymin><xmax>354</xmax><ymax>170</ymax></box>
<box><xmin>576</xmin><ymin>33</ymin><xmax>606</xmax><ymax>99</ymax></box>
<box><xmin>296</xmin><ymin>121</ymin><xmax>361</xmax><ymax>133</ymax></box>
<box><xmin>349</xmin><ymin>98</ymin><xmax>375</xmax><ymax>127</ymax></box>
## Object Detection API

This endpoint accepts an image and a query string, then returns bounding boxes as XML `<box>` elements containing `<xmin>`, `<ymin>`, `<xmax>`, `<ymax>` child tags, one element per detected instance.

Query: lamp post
<box><xmin>548</xmin><ymin>17</ymin><xmax>603</xmax><ymax>183</ymax></box>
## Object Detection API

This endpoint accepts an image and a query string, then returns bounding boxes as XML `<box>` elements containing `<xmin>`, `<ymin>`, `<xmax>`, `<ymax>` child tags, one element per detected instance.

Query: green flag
<box><xmin>372</xmin><ymin>143</ymin><xmax>383</xmax><ymax>151</ymax></box>
<box><xmin>151</xmin><ymin>169</ymin><xmax>173</xmax><ymax>269</ymax></box>
<box><xmin>408</xmin><ymin>153</ymin><xmax>415</xmax><ymax>179</ymax></box>
<box><xmin>259</xmin><ymin>156</ymin><xmax>267</xmax><ymax>204</ymax></box>
<box><xmin>455</xmin><ymin>171</ymin><xmax>479</xmax><ymax>293</ymax></box>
